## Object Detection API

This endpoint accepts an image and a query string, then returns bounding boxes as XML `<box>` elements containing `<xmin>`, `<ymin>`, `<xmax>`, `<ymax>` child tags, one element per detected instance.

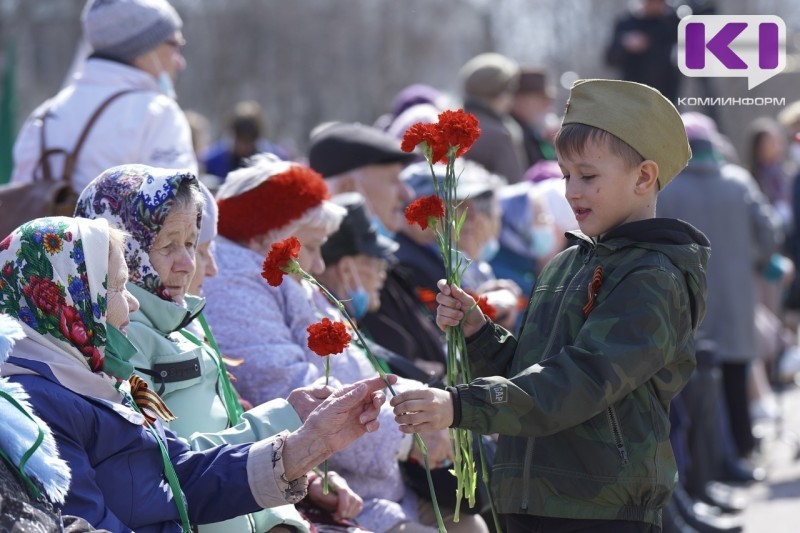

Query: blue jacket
<box><xmin>8</xmin><ymin>356</ymin><xmax>261</xmax><ymax>533</ymax></box>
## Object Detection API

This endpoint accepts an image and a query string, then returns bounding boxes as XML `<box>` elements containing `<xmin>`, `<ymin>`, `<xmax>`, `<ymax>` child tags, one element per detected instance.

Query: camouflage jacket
<box><xmin>455</xmin><ymin>218</ymin><xmax>710</xmax><ymax>526</ymax></box>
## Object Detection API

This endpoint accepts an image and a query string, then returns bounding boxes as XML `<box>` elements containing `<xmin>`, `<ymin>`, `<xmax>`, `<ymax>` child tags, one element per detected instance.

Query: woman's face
<box><xmin>107</xmin><ymin>244</ymin><xmax>139</xmax><ymax>332</ymax></box>
<box><xmin>149</xmin><ymin>205</ymin><xmax>198</xmax><ymax>303</ymax></box>
<box><xmin>294</xmin><ymin>224</ymin><xmax>329</xmax><ymax>276</ymax></box>
<box><xmin>187</xmin><ymin>240</ymin><xmax>218</xmax><ymax>296</ymax></box>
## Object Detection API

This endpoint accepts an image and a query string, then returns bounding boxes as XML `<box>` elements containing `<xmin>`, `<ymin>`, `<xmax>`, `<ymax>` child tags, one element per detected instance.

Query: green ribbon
<box><xmin>0</xmin><ymin>390</ymin><xmax>45</xmax><ymax>500</ymax></box>
<box><xmin>179</xmin><ymin>314</ymin><xmax>244</xmax><ymax>426</ymax></box>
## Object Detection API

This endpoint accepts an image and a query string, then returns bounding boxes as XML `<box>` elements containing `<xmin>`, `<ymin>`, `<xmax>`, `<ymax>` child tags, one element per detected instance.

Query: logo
<box><xmin>490</xmin><ymin>384</ymin><xmax>507</xmax><ymax>404</ymax></box>
<box><xmin>678</xmin><ymin>15</ymin><xmax>785</xmax><ymax>89</ymax></box>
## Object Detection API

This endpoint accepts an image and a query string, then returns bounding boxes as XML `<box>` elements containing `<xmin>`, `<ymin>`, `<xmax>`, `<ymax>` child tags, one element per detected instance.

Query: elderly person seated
<box><xmin>204</xmin><ymin>155</ymin><xmax>486</xmax><ymax>533</ymax></box>
<box><xmin>0</xmin><ymin>216</ymin><xmax>390</xmax><ymax>531</ymax></box>
<box><xmin>400</xmin><ymin>160</ymin><xmax>522</xmax><ymax>332</ymax></box>
<box><xmin>74</xmin><ymin>164</ymin><xmax>363</xmax><ymax>532</ymax></box>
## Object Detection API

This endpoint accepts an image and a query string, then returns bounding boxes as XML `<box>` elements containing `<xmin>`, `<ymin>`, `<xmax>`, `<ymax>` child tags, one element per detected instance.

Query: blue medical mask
<box><xmin>370</xmin><ymin>215</ymin><xmax>396</xmax><ymax>240</ymax></box>
<box><xmin>477</xmin><ymin>237</ymin><xmax>500</xmax><ymax>263</ymax></box>
<box><xmin>529</xmin><ymin>226</ymin><xmax>557</xmax><ymax>259</ymax></box>
<box><xmin>347</xmin><ymin>287</ymin><xmax>370</xmax><ymax>320</ymax></box>
<box><xmin>345</xmin><ymin>259</ymin><xmax>370</xmax><ymax>320</ymax></box>
<box><xmin>158</xmin><ymin>71</ymin><xmax>177</xmax><ymax>100</ymax></box>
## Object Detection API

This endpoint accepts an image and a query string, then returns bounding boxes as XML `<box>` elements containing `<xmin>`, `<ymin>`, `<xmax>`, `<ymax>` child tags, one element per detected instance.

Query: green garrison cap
<box><xmin>561</xmin><ymin>79</ymin><xmax>691</xmax><ymax>189</ymax></box>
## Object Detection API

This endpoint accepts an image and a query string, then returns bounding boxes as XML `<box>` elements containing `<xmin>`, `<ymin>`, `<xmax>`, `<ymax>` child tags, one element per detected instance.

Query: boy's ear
<box><xmin>635</xmin><ymin>160</ymin><xmax>660</xmax><ymax>193</ymax></box>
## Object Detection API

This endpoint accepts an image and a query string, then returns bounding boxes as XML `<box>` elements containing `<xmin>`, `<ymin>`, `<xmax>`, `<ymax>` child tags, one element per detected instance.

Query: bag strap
<box><xmin>36</xmin><ymin>89</ymin><xmax>138</xmax><ymax>183</ymax></box>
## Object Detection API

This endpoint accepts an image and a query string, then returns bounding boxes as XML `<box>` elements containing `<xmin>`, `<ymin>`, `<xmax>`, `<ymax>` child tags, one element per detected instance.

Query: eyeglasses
<box><xmin>164</xmin><ymin>38</ymin><xmax>186</xmax><ymax>51</ymax></box>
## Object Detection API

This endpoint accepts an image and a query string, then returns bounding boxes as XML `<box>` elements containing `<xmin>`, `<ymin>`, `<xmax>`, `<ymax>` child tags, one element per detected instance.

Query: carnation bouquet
<box><xmin>402</xmin><ymin>109</ymin><xmax>500</xmax><ymax>530</ymax></box>
<box><xmin>261</xmin><ymin>236</ymin><xmax>448</xmax><ymax>532</ymax></box>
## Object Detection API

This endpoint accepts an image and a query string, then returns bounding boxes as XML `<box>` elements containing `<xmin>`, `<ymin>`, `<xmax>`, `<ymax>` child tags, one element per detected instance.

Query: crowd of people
<box><xmin>1</xmin><ymin>0</ymin><xmax>798</xmax><ymax>532</ymax></box>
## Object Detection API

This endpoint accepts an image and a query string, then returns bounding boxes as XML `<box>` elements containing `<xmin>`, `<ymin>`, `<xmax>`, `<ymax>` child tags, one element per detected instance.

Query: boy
<box><xmin>391</xmin><ymin>79</ymin><xmax>710</xmax><ymax>532</ymax></box>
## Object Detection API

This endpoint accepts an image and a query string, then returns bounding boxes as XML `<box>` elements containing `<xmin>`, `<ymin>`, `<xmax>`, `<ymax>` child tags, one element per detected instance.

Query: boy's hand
<box><xmin>436</xmin><ymin>280</ymin><xmax>487</xmax><ymax>338</ymax></box>
<box><xmin>391</xmin><ymin>387</ymin><xmax>454</xmax><ymax>433</ymax></box>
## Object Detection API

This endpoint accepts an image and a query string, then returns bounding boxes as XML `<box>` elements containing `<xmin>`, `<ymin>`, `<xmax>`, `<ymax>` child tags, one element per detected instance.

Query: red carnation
<box><xmin>416</xmin><ymin>287</ymin><xmax>438</xmax><ymax>313</ymax></box>
<box><xmin>22</xmin><ymin>276</ymin><xmax>65</xmax><ymax>316</ymax></box>
<box><xmin>261</xmin><ymin>237</ymin><xmax>302</xmax><ymax>286</ymax></box>
<box><xmin>2</xmin><ymin>262</ymin><xmax>13</xmax><ymax>280</ymax></box>
<box><xmin>307</xmin><ymin>318</ymin><xmax>351</xmax><ymax>356</ymax></box>
<box><xmin>0</xmin><ymin>234</ymin><xmax>11</xmax><ymax>252</ymax></box>
<box><xmin>436</xmin><ymin>110</ymin><xmax>481</xmax><ymax>158</ymax></box>
<box><xmin>405</xmin><ymin>195</ymin><xmax>445</xmax><ymax>230</ymax></box>
<box><xmin>401</xmin><ymin>122</ymin><xmax>448</xmax><ymax>163</ymax></box>
<box><xmin>476</xmin><ymin>295</ymin><xmax>497</xmax><ymax>322</ymax></box>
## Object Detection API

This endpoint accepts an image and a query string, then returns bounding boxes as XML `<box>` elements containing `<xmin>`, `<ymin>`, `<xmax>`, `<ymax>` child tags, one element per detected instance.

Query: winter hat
<box><xmin>308</xmin><ymin>122</ymin><xmax>416</xmax><ymax>178</ymax></box>
<box><xmin>216</xmin><ymin>154</ymin><xmax>330</xmax><ymax>242</ymax></box>
<box><xmin>516</xmin><ymin>68</ymin><xmax>556</xmax><ymax>99</ymax></box>
<box><xmin>197</xmin><ymin>181</ymin><xmax>218</xmax><ymax>244</ymax></box>
<box><xmin>82</xmin><ymin>0</ymin><xmax>183</xmax><ymax>62</ymax></box>
<box><xmin>459</xmin><ymin>53</ymin><xmax>520</xmax><ymax>100</ymax></box>
<box><xmin>321</xmin><ymin>193</ymin><xmax>398</xmax><ymax>266</ymax></box>
<box><xmin>560</xmin><ymin>79</ymin><xmax>690</xmax><ymax>190</ymax></box>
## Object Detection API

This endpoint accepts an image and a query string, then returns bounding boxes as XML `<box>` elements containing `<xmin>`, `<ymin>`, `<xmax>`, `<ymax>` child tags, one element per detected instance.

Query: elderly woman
<box><xmin>0</xmin><ymin>216</ymin><xmax>390</xmax><ymax>531</ymax></box>
<box><xmin>204</xmin><ymin>156</ymin><xmax>483</xmax><ymax>533</ymax></box>
<box><xmin>74</xmin><ymin>165</ymin><xmax>364</xmax><ymax>532</ymax></box>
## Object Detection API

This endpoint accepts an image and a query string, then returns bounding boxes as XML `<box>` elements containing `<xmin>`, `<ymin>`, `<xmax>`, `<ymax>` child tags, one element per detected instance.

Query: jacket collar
<box><xmin>129</xmin><ymin>283</ymin><xmax>205</xmax><ymax>334</ymax></box>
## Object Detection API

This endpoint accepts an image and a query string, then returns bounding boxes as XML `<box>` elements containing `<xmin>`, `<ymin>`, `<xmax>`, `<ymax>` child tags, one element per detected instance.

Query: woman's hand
<box><xmin>307</xmin><ymin>470</ymin><xmax>363</xmax><ymax>521</ymax></box>
<box><xmin>391</xmin><ymin>387</ymin><xmax>454</xmax><ymax>434</ymax></box>
<box><xmin>436</xmin><ymin>280</ymin><xmax>487</xmax><ymax>338</ymax></box>
<box><xmin>287</xmin><ymin>384</ymin><xmax>335</xmax><ymax>422</ymax></box>
<box><xmin>283</xmin><ymin>375</ymin><xmax>397</xmax><ymax>480</ymax></box>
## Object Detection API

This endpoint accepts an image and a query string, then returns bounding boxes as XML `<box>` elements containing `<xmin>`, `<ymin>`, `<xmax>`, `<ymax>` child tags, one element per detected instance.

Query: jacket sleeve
<box><xmin>188</xmin><ymin>398</ymin><xmax>302</xmax><ymax>449</ymax></box>
<box><xmin>456</xmin><ymin>266</ymin><xmax>692</xmax><ymax>437</ymax></box>
<box><xmin>53</xmin><ymin>424</ymin><xmax>133</xmax><ymax>531</ymax></box>
<box><xmin>465</xmin><ymin>321</ymin><xmax>519</xmax><ymax>379</ymax></box>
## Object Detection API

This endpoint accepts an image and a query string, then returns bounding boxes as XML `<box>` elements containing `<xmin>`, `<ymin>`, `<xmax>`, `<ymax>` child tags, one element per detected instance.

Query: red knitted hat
<box><xmin>217</xmin><ymin>161</ymin><xmax>330</xmax><ymax>242</ymax></box>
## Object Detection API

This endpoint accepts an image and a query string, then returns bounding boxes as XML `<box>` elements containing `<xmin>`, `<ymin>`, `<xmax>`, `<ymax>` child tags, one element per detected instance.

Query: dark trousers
<box><xmin>504</xmin><ymin>514</ymin><xmax>660</xmax><ymax>532</ymax></box>
<box><xmin>721</xmin><ymin>362</ymin><xmax>756</xmax><ymax>457</ymax></box>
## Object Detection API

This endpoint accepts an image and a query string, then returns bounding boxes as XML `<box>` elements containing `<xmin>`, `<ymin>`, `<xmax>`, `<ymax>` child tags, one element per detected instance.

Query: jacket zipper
<box><xmin>606</xmin><ymin>405</ymin><xmax>629</xmax><ymax>465</ymax></box>
<box><xmin>521</xmin><ymin>243</ymin><xmax>594</xmax><ymax>510</ymax></box>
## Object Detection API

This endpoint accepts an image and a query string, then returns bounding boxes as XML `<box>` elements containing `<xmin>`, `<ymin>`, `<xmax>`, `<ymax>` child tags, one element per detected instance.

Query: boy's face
<box><xmin>558</xmin><ymin>138</ymin><xmax>652</xmax><ymax>238</ymax></box>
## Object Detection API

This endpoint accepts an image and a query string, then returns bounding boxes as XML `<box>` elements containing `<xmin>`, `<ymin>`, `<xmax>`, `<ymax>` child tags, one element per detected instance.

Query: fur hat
<box><xmin>216</xmin><ymin>154</ymin><xmax>330</xmax><ymax>242</ymax></box>
<box><xmin>82</xmin><ymin>0</ymin><xmax>183</xmax><ymax>62</ymax></box>
<box><xmin>459</xmin><ymin>53</ymin><xmax>520</xmax><ymax>100</ymax></box>
<box><xmin>561</xmin><ymin>79</ymin><xmax>690</xmax><ymax>189</ymax></box>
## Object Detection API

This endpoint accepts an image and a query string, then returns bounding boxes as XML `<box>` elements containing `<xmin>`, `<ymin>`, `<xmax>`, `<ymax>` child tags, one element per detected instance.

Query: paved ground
<box><xmin>740</xmin><ymin>384</ymin><xmax>800</xmax><ymax>532</ymax></box>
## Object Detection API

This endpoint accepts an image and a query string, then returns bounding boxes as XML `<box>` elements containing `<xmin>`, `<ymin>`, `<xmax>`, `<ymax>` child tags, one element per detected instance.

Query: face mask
<box><xmin>103</xmin><ymin>324</ymin><xmax>138</xmax><ymax>379</ymax></box>
<box><xmin>529</xmin><ymin>226</ymin><xmax>557</xmax><ymax>259</ymax></box>
<box><xmin>150</xmin><ymin>53</ymin><xmax>177</xmax><ymax>100</ymax></box>
<box><xmin>370</xmin><ymin>215</ymin><xmax>396</xmax><ymax>240</ymax></box>
<box><xmin>477</xmin><ymin>237</ymin><xmax>500</xmax><ymax>263</ymax></box>
<box><xmin>347</xmin><ymin>287</ymin><xmax>370</xmax><ymax>320</ymax></box>
<box><xmin>345</xmin><ymin>259</ymin><xmax>370</xmax><ymax>319</ymax></box>
<box><xmin>158</xmin><ymin>71</ymin><xmax>177</xmax><ymax>100</ymax></box>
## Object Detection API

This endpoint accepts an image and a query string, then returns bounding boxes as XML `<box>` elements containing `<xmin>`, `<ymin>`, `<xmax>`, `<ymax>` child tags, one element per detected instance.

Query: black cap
<box><xmin>308</xmin><ymin>122</ymin><xmax>417</xmax><ymax>178</ymax></box>
<box><xmin>321</xmin><ymin>193</ymin><xmax>399</xmax><ymax>265</ymax></box>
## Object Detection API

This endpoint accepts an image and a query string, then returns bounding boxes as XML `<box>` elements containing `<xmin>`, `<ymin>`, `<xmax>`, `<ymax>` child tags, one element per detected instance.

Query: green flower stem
<box><xmin>323</xmin><ymin>356</ymin><xmax>331</xmax><ymax>495</ymax></box>
<box><xmin>301</xmin><ymin>272</ymin><xmax>447</xmax><ymax>533</ymax></box>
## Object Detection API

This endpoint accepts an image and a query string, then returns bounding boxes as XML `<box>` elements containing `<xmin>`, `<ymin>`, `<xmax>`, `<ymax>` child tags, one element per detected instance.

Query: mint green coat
<box><xmin>127</xmin><ymin>284</ymin><xmax>309</xmax><ymax>533</ymax></box>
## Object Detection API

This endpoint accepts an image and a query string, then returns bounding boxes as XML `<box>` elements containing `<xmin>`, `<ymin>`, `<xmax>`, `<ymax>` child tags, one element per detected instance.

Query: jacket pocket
<box><xmin>606</xmin><ymin>405</ymin><xmax>629</xmax><ymax>466</ymax></box>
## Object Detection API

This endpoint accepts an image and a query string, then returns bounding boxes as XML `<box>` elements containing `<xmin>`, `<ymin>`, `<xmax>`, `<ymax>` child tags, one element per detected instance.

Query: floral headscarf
<box><xmin>75</xmin><ymin>164</ymin><xmax>200</xmax><ymax>301</ymax></box>
<box><xmin>0</xmin><ymin>217</ymin><xmax>112</xmax><ymax>373</ymax></box>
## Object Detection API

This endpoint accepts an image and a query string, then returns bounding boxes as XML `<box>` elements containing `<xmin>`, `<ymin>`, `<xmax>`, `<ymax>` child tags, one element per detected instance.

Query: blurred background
<box><xmin>1</xmin><ymin>0</ymin><xmax>799</xmax><ymax>164</ymax></box>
